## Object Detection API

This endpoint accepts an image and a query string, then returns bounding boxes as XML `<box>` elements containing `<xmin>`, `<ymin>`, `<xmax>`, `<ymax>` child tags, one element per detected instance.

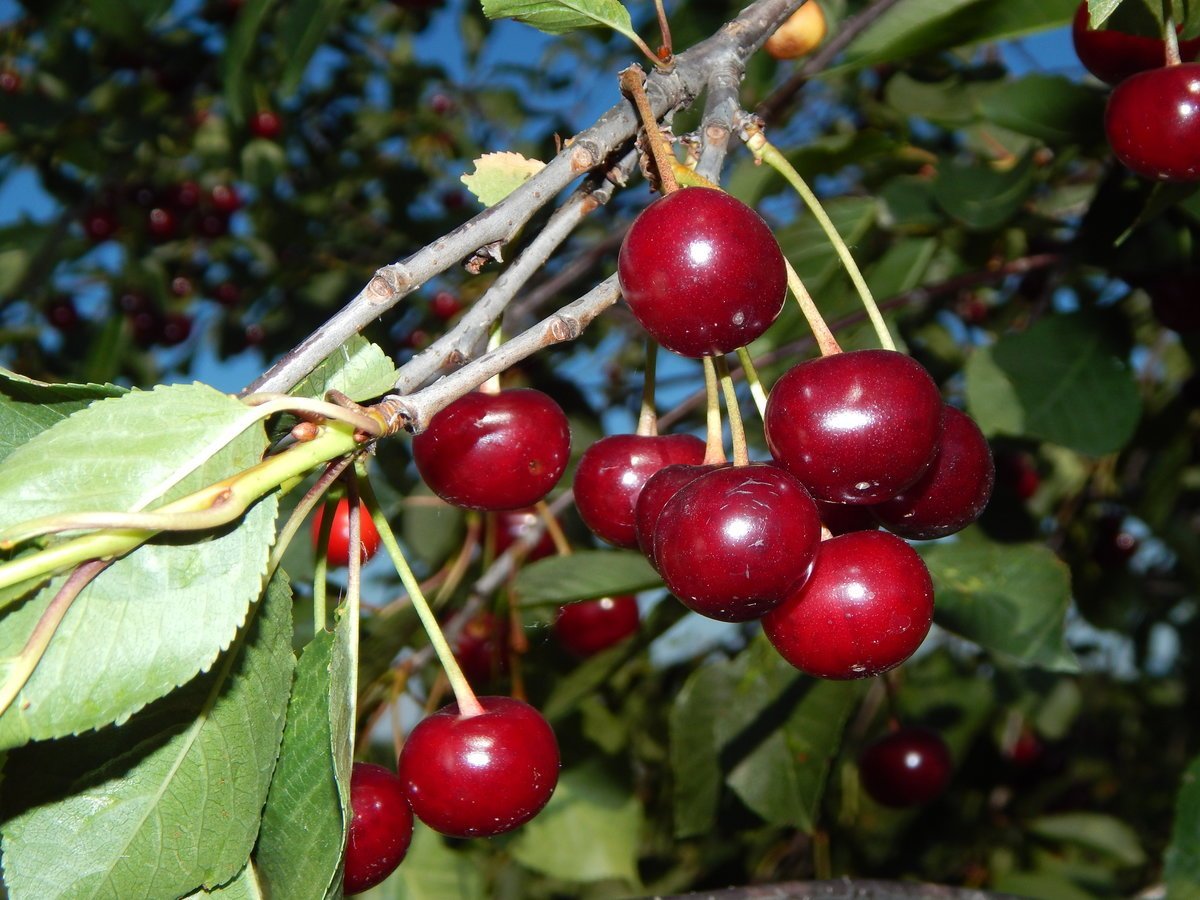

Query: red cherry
<box><xmin>131</xmin><ymin>311</ymin><xmax>164</xmax><ymax>347</ymax></box>
<box><xmin>430</xmin><ymin>290</ymin><xmax>463</xmax><ymax>320</ymax></box>
<box><xmin>765</xmin><ymin>349</ymin><xmax>945</xmax><ymax>504</ymax></box>
<box><xmin>159</xmin><ymin>311</ymin><xmax>193</xmax><ymax>346</ymax></box>
<box><xmin>858</xmin><ymin>727</ymin><xmax>952</xmax><ymax>808</ymax></box>
<box><xmin>344</xmin><ymin>763</ymin><xmax>413</xmax><ymax>895</ymax></box>
<box><xmin>412</xmin><ymin>389</ymin><xmax>571</xmax><ymax>511</ymax></box>
<box><xmin>573</xmin><ymin>433</ymin><xmax>707</xmax><ymax>549</ymax></box>
<box><xmin>1004</xmin><ymin>729</ymin><xmax>1044</xmax><ymax>768</ymax></box>
<box><xmin>82</xmin><ymin>207</ymin><xmax>119</xmax><ymax>242</ymax></box>
<box><xmin>762</xmin><ymin>530</ymin><xmax>934</xmax><ymax>679</ymax></box>
<box><xmin>168</xmin><ymin>180</ymin><xmax>202</xmax><ymax>211</ymax></box>
<box><xmin>617</xmin><ymin>187</ymin><xmax>787</xmax><ymax>358</ymax></box>
<box><xmin>429</xmin><ymin>92</ymin><xmax>456</xmax><ymax>115</ymax></box>
<box><xmin>208</xmin><ymin>183</ymin><xmax>242</xmax><ymax>213</ymax></box>
<box><xmin>653</xmin><ymin>464</ymin><xmax>821</xmax><ymax>622</ymax></box>
<box><xmin>311</xmin><ymin>498</ymin><xmax>383</xmax><ymax>567</ymax></box>
<box><xmin>249</xmin><ymin>109</ymin><xmax>283</xmax><ymax>140</ymax></box>
<box><xmin>397</xmin><ymin>696</ymin><xmax>559</xmax><ymax>838</ymax></box>
<box><xmin>873</xmin><ymin>406</ymin><xmax>994</xmax><ymax>540</ymax></box>
<box><xmin>554</xmin><ymin>595</ymin><xmax>639</xmax><ymax>657</ymax></box>
<box><xmin>634</xmin><ymin>462</ymin><xmax>719</xmax><ymax>565</ymax></box>
<box><xmin>0</xmin><ymin>70</ymin><xmax>21</xmax><ymax>94</ymax></box>
<box><xmin>213</xmin><ymin>281</ymin><xmax>242</xmax><ymax>307</ymax></box>
<box><xmin>491</xmin><ymin>507</ymin><xmax>556</xmax><ymax>562</ymax></box>
<box><xmin>1072</xmin><ymin>3</ymin><xmax>1200</xmax><ymax>85</ymax></box>
<box><xmin>197</xmin><ymin>211</ymin><xmax>231</xmax><ymax>237</ymax></box>
<box><xmin>45</xmin><ymin>296</ymin><xmax>80</xmax><ymax>332</ymax></box>
<box><xmin>453</xmin><ymin>612</ymin><xmax>509</xmax><ymax>685</ymax></box>
<box><xmin>1105</xmin><ymin>64</ymin><xmax>1200</xmax><ymax>182</ymax></box>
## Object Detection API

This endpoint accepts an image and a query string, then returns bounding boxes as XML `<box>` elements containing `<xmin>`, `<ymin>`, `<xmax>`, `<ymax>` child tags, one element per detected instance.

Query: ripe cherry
<box><xmin>312</xmin><ymin>498</ymin><xmax>383</xmax><ymax>568</ymax></box>
<box><xmin>765</xmin><ymin>349</ymin><xmax>944</xmax><ymax>504</ymax></box>
<box><xmin>168</xmin><ymin>180</ymin><xmax>202</xmax><ymax>211</ymax></box>
<box><xmin>653</xmin><ymin>464</ymin><xmax>821</xmax><ymax>622</ymax></box>
<box><xmin>250</xmin><ymin>109</ymin><xmax>283</xmax><ymax>140</ymax></box>
<box><xmin>344</xmin><ymin>762</ymin><xmax>413</xmax><ymax>895</ymax></box>
<box><xmin>1105</xmin><ymin>63</ymin><xmax>1200</xmax><ymax>182</ymax></box>
<box><xmin>430</xmin><ymin>290</ymin><xmax>462</xmax><ymax>320</ymax></box>
<box><xmin>159</xmin><ymin>311</ymin><xmax>193</xmax><ymax>347</ymax></box>
<box><xmin>858</xmin><ymin>727</ymin><xmax>952</xmax><ymax>808</ymax></box>
<box><xmin>412</xmin><ymin>389</ymin><xmax>571</xmax><ymax>511</ymax></box>
<box><xmin>762</xmin><ymin>530</ymin><xmax>934</xmax><ymax>679</ymax></box>
<box><xmin>634</xmin><ymin>462</ymin><xmax>719</xmax><ymax>565</ymax></box>
<box><xmin>491</xmin><ymin>507</ymin><xmax>556</xmax><ymax>562</ymax></box>
<box><xmin>617</xmin><ymin>187</ymin><xmax>787</xmax><ymax>358</ymax></box>
<box><xmin>208</xmin><ymin>183</ymin><xmax>242</xmax><ymax>213</ymax></box>
<box><xmin>453</xmin><ymin>612</ymin><xmax>509</xmax><ymax>685</ymax></box>
<box><xmin>45</xmin><ymin>296</ymin><xmax>80</xmax><ymax>332</ymax></box>
<box><xmin>213</xmin><ymin>281</ymin><xmax>242</xmax><ymax>307</ymax></box>
<box><xmin>764</xmin><ymin>1</ymin><xmax>826</xmax><ymax>60</ymax></box>
<box><xmin>574</xmin><ymin>433</ymin><xmax>707</xmax><ymax>548</ymax></box>
<box><xmin>873</xmin><ymin>406</ymin><xmax>994</xmax><ymax>540</ymax></box>
<box><xmin>82</xmin><ymin>207</ymin><xmax>119</xmax><ymax>242</ymax></box>
<box><xmin>397</xmin><ymin>696</ymin><xmax>559</xmax><ymax>838</ymax></box>
<box><xmin>554</xmin><ymin>595</ymin><xmax>639</xmax><ymax>657</ymax></box>
<box><xmin>1072</xmin><ymin>3</ymin><xmax>1200</xmax><ymax>85</ymax></box>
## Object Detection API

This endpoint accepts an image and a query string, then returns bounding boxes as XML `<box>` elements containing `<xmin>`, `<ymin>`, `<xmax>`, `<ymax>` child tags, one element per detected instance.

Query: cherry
<box><xmin>1092</xmin><ymin>512</ymin><xmax>1139</xmax><ymax>567</ymax></box>
<box><xmin>344</xmin><ymin>762</ymin><xmax>413</xmax><ymax>895</ymax></box>
<box><xmin>311</xmin><ymin>498</ymin><xmax>383</xmax><ymax>567</ymax></box>
<box><xmin>397</xmin><ymin>696</ymin><xmax>559</xmax><ymax>838</ymax></box>
<box><xmin>208</xmin><ymin>183</ymin><xmax>242</xmax><ymax>213</ymax></box>
<box><xmin>429</xmin><ymin>92</ymin><xmax>456</xmax><ymax>115</ymax></box>
<box><xmin>82</xmin><ymin>207</ymin><xmax>119</xmax><ymax>242</ymax></box>
<box><xmin>412</xmin><ymin>389</ymin><xmax>571</xmax><ymax>511</ymax></box>
<box><xmin>1145</xmin><ymin>269</ymin><xmax>1200</xmax><ymax>331</ymax></box>
<box><xmin>554</xmin><ymin>595</ymin><xmax>639</xmax><ymax>657</ymax></box>
<box><xmin>453</xmin><ymin>612</ymin><xmax>509</xmax><ymax>685</ymax></box>
<box><xmin>765</xmin><ymin>349</ymin><xmax>944</xmax><ymax>504</ymax></box>
<box><xmin>170</xmin><ymin>275</ymin><xmax>194</xmax><ymax>298</ymax></box>
<box><xmin>617</xmin><ymin>186</ymin><xmax>787</xmax><ymax>358</ymax></box>
<box><xmin>996</xmin><ymin>450</ymin><xmax>1040</xmax><ymax>501</ymax></box>
<box><xmin>1105</xmin><ymin>63</ymin><xmax>1200</xmax><ymax>182</ymax></box>
<box><xmin>858</xmin><ymin>727</ymin><xmax>952</xmax><ymax>808</ymax></box>
<box><xmin>45</xmin><ymin>296</ymin><xmax>80</xmax><ymax>332</ymax></box>
<box><xmin>213</xmin><ymin>281</ymin><xmax>242</xmax><ymax>307</ymax></box>
<box><xmin>197</xmin><ymin>211</ymin><xmax>232</xmax><ymax>238</ymax></box>
<box><xmin>430</xmin><ymin>290</ymin><xmax>463</xmax><ymax>320</ymax></box>
<box><xmin>1003</xmin><ymin>728</ymin><xmax>1044</xmax><ymax>769</ymax></box>
<box><xmin>1072</xmin><ymin>3</ymin><xmax>1200</xmax><ymax>85</ymax></box>
<box><xmin>0</xmin><ymin>70</ymin><xmax>21</xmax><ymax>94</ymax></box>
<box><xmin>159</xmin><ymin>311</ymin><xmax>193</xmax><ymax>347</ymax></box>
<box><xmin>131</xmin><ymin>311</ymin><xmax>164</xmax><ymax>347</ymax></box>
<box><xmin>249</xmin><ymin>109</ymin><xmax>283</xmax><ymax>140</ymax></box>
<box><xmin>634</xmin><ymin>462</ymin><xmax>718</xmax><ymax>565</ymax></box>
<box><xmin>764</xmin><ymin>1</ymin><xmax>826</xmax><ymax>60</ymax></box>
<box><xmin>873</xmin><ymin>406</ymin><xmax>994</xmax><ymax>540</ymax></box>
<box><xmin>491</xmin><ymin>507</ymin><xmax>556</xmax><ymax>562</ymax></box>
<box><xmin>573</xmin><ymin>433</ymin><xmax>707</xmax><ymax>549</ymax></box>
<box><xmin>168</xmin><ymin>180</ymin><xmax>202</xmax><ymax>212</ymax></box>
<box><xmin>762</xmin><ymin>530</ymin><xmax>934</xmax><ymax>679</ymax></box>
<box><xmin>652</xmin><ymin>464</ymin><xmax>821</xmax><ymax>622</ymax></box>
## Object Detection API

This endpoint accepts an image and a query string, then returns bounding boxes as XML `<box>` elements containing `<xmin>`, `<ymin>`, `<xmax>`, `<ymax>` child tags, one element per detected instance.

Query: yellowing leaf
<box><xmin>461</xmin><ymin>151</ymin><xmax>547</xmax><ymax>207</ymax></box>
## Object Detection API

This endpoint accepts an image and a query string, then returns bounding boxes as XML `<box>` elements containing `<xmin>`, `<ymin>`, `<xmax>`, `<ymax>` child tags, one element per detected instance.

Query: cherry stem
<box><xmin>653</xmin><ymin>0</ymin><xmax>674</xmax><ymax>61</ymax></box>
<box><xmin>637</xmin><ymin>338</ymin><xmax>660</xmax><ymax>436</ymax></box>
<box><xmin>620</xmin><ymin>65</ymin><xmax>680</xmax><ymax>195</ymax></box>
<box><xmin>734</xmin><ymin>346</ymin><xmax>769</xmax><ymax>421</ymax></box>
<box><xmin>312</xmin><ymin>498</ymin><xmax>332</xmax><ymax>630</ymax></box>
<box><xmin>1165</xmin><ymin>15</ymin><xmax>1182</xmax><ymax>66</ymax></box>
<box><xmin>362</xmin><ymin>477</ymin><xmax>485</xmax><ymax>717</ymax></box>
<box><xmin>715</xmin><ymin>355</ymin><xmax>749</xmax><ymax>467</ymax></box>
<box><xmin>742</xmin><ymin>124</ymin><xmax>895</xmax><ymax>352</ymax></box>
<box><xmin>701</xmin><ymin>356</ymin><xmax>726</xmax><ymax>465</ymax></box>
<box><xmin>536</xmin><ymin>500</ymin><xmax>572</xmax><ymax>556</ymax></box>
<box><xmin>785</xmin><ymin>258</ymin><xmax>842</xmax><ymax>356</ymax></box>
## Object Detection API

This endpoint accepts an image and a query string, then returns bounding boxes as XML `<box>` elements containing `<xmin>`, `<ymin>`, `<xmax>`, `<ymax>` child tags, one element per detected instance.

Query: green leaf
<box><xmin>278</xmin><ymin>0</ymin><xmax>348</xmax><ymax>96</ymax></box>
<box><xmin>1030</xmin><ymin>813</ymin><xmax>1147</xmax><ymax>866</ymax></box>
<box><xmin>220</xmin><ymin>0</ymin><xmax>278</xmax><ymax>124</ymax></box>
<box><xmin>401</xmin><ymin>481</ymin><xmax>465</xmax><ymax>569</ymax></box>
<box><xmin>481</xmin><ymin>0</ymin><xmax>638</xmax><ymax>43</ymax></box>
<box><xmin>290</xmin><ymin>335</ymin><xmax>400</xmax><ymax>404</ymax></box>
<box><xmin>513</xmin><ymin>550</ymin><xmax>661</xmax><ymax>606</ymax></box>
<box><xmin>774</xmin><ymin>196</ymin><xmax>878</xmax><ymax>292</ymax></box>
<box><xmin>364</xmin><ymin>823</ymin><xmax>485</xmax><ymax>899</ymax></box>
<box><xmin>256</xmin><ymin>613</ymin><xmax>355</xmax><ymax>899</ymax></box>
<box><xmin>0</xmin><ymin>574</ymin><xmax>294</xmax><ymax>899</ymax></box>
<box><xmin>0</xmin><ymin>370</ymin><xmax>126</xmax><ymax>464</ymax></box>
<box><xmin>1165</xmin><ymin>754</ymin><xmax>1200</xmax><ymax>895</ymax></box>
<box><xmin>509</xmin><ymin>761</ymin><xmax>642</xmax><ymax>887</ymax></box>
<box><xmin>460</xmin><ymin>151</ymin><xmax>547</xmax><ymax>207</ymax></box>
<box><xmin>964</xmin><ymin>314</ymin><xmax>1142</xmax><ymax>455</ymax></box>
<box><xmin>668</xmin><ymin>661</ymin><xmax>727</xmax><ymax>837</ymax></box>
<box><xmin>182</xmin><ymin>862</ymin><xmax>267</xmax><ymax>898</ymax></box>
<box><xmin>920</xmin><ymin>541</ymin><xmax>1079</xmax><ymax>672</ymax></box>
<box><xmin>932</xmin><ymin>154</ymin><xmax>1036</xmax><ymax>231</ymax></box>
<box><xmin>976</xmin><ymin>75</ymin><xmax>1106</xmax><ymax>146</ymax></box>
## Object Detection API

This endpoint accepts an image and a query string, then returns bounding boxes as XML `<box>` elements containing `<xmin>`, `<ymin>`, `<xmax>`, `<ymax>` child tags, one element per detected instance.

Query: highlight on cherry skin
<box><xmin>857</xmin><ymin>726</ymin><xmax>953</xmax><ymax>809</ymax></box>
<box><xmin>554</xmin><ymin>595</ymin><xmax>640</xmax><ymax>657</ymax></box>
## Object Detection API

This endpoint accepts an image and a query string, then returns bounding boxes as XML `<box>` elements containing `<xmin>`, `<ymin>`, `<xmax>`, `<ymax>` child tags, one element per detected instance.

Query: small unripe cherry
<box><xmin>764</xmin><ymin>1</ymin><xmax>827</xmax><ymax>60</ymax></box>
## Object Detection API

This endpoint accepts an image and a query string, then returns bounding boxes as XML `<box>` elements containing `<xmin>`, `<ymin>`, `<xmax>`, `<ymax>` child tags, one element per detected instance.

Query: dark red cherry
<box><xmin>249</xmin><ymin>109</ymin><xmax>283</xmax><ymax>140</ymax></box>
<box><xmin>765</xmin><ymin>349</ymin><xmax>944</xmax><ymax>504</ymax></box>
<box><xmin>858</xmin><ymin>727</ymin><xmax>952</xmax><ymax>808</ymax></box>
<box><xmin>45</xmin><ymin>296</ymin><xmax>81</xmax><ymax>332</ymax></box>
<box><xmin>617</xmin><ymin>186</ymin><xmax>787</xmax><ymax>358</ymax></box>
<box><xmin>344</xmin><ymin>762</ymin><xmax>413</xmax><ymax>895</ymax></box>
<box><xmin>159</xmin><ymin>311</ymin><xmax>193</xmax><ymax>346</ymax></box>
<box><xmin>574</xmin><ymin>433</ymin><xmax>707</xmax><ymax>548</ymax></box>
<box><xmin>82</xmin><ymin>207</ymin><xmax>119</xmax><ymax>242</ymax></box>
<box><xmin>197</xmin><ymin>211</ymin><xmax>231</xmax><ymax>237</ymax></box>
<box><xmin>653</xmin><ymin>464</ymin><xmax>821</xmax><ymax>622</ymax></box>
<box><xmin>490</xmin><ymin>507</ymin><xmax>556</xmax><ymax>562</ymax></box>
<box><xmin>208</xmin><ymin>183</ymin><xmax>242</xmax><ymax>213</ymax></box>
<box><xmin>0</xmin><ymin>70</ymin><xmax>21</xmax><ymax>94</ymax></box>
<box><xmin>213</xmin><ymin>281</ymin><xmax>242</xmax><ymax>307</ymax></box>
<box><xmin>168</xmin><ymin>180</ymin><xmax>202</xmax><ymax>211</ymax></box>
<box><xmin>453</xmin><ymin>612</ymin><xmax>509</xmax><ymax>685</ymax></box>
<box><xmin>1072</xmin><ymin>3</ymin><xmax>1200</xmax><ymax>85</ymax></box>
<box><xmin>412</xmin><ymin>389</ymin><xmax>571</xmax><ymax>511</ymax></box>
<box><xmin>762</xmin><ymin>530</ymin><xmax>934</xmax><ymax>679</ymax></box>
<box><xmin>311</xmin><ymin>498</ymin><xmax>383</xmax><ymax>567</ymax></box>
<box><xmin>397</xmin><ymin>696</ymin><xmax>559</xmax><ymax>838</ymax></box>
<box><xmin>431</xmin><ymin>290</ymin><xmax>463</xmax><ymax>320</ymax></box>
<box><xmin>634</xmin><ymin>462</ymin><xmax>719</xmax><ymax>565</ymax></box>
<box><xmin>1145</xmin><ymin>269</ymin><xmax>1200</xmax><ymax>331</ymax></box>
<box><xmin>873</xmin><ymin>406</ymin><xmax>994</xmax><ymax>540</ymax></box>
<box><xmin>147</xmin><ymin>206</ymin><xmax>178</xmax><ymax>241</ymax></box>
<box><xmin>997</xmin><ymin>451</ymin><xmax>1040</xmax><ymax>501</ymax></box>
<box><xmin>1106</xmin><ymin>64</ymin><xmax>1200</xmax><ymax>182</ymax></box>
<box><xmin>554</xmin><ymin>595</ymin><xmax>639</xmax><ymax>657</ymax></box>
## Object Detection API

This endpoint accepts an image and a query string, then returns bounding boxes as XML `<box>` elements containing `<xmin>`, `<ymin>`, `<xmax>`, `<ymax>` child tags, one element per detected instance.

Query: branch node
<box><xmin>571</xmin><ymin>144</ymin><xmax>599</xmax><ymax>172</ymax></box>
<box><xmin>547</xmin><ymin>314</ymin><xmax>581</xmax><ymax>343</ymax></box>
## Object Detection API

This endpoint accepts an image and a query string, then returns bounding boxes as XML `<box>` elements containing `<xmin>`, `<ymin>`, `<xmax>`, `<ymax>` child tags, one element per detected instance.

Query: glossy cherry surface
<box><xmin>634</xmin><ymin>463</ymin><xmax>719</xmax><ymax>565</ymax></box>
<box><xmin>1106</xmin><ymin>63</ymin><xmax>1200</xmax><ymax>182</ymax></box>
<box><xmin>491</xmin><ymin>507</ymin><xmax>556</xmax><ymax>562</ymax></box>
<box><xmin>574</xmin><ymin>433</ymin><xmax>707</xmax><ymax>548</ymax></box>
<box><xmin>762</xmin><ymin>530</ymin><xmax>934</xmax><ymax>679</ymax></box>
<box><xmin>554</xmin><ymin>595</ymin><xmax>639</xmax><ymax>657</ymax></box>
<box><xmin>858</xmin><ymin>727</ymin><xmax>953</xmax><ymax>808</ymax></box>
<box><xmin>412</xmin><ymin>389</ymin><xmax>571</xmax><ymax>511</ymax></box>
<box><xmin>653</xmin><ymin>464</ymin><xmax>821</xmax><ymax>622</ymax></box>
<box><xmin>453</xmin><ymin>612</ymin><xmax>509</xmax><ymax>685</ymax></box>
<box><xmin>344</xmin><ymin>762</ymin><xmax>414</xmax><ymax>895</ymax></box>
<box><xmin>397</xmin><ymin>696</ymin><xmax>559</xmax><ymax>838</ymax></box>
<box><xmin>765</xmin><ymin>349</ymin><xmax>944</xmax><ymax>504</ymax></box>
<box><xmin>617</xmin><ymin>187</ymin><xmax>787</xmax><ymax>358</ymax></box>
<box><xmin>1072</xmin><ymin>3</ymin><xmax>1200</xmax><ymax>85</ymax></box>
<box><xmin>873</xmin><ymin>406</ymin><xmax>994</xmax><ymax>540</ymax></box>
<box><xmin>311</xmin><ymin>498</ymin><xmax>382</xmax><ymax>568</ymax></box>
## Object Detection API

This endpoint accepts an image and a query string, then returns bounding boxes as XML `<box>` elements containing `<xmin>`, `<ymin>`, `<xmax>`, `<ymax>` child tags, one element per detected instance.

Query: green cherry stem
<box><xmin>636</xmin><ymin>338</ymin><xmax>660</xmax><ymax>436</ymax></box>
<box><xmin>735</xmin><ymin>346</ymin><xmax>769</xmax><ymax>421</ymax></box>
<box><xmin>360</xmin><ymin>478</ymin><xmax>485</xmax><ymax>718</ymax></box>
<box><xmin>1165</xmin><ymin>16</ymin><xmax>1182</xmax><ymax>66</ymax></box>
<box><xmin>715</xmin><ymin>355</ymin><xmax>749</xmax><ymax>467</ymax></box>
<box><xmin>743</xmin><ymin>125</ymin><xmax>895</xmax><ymax>352</ymax></box>
<box><xmin>701</xmin><ymin>356</ymin><xmax>726</xmax><ymax>465</ymax></box>
<box><xmin>786</xmin><ymin>258</ymin><xmax>842</xmax><ymax>357</ymax></box>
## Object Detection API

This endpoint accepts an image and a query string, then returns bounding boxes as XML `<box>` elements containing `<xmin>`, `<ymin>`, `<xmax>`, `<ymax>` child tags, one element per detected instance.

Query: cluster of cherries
<box><xmin>1073</xmin><ymin>2</ymin><xmax>1200</xmax><ymax>182</ymax></box>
